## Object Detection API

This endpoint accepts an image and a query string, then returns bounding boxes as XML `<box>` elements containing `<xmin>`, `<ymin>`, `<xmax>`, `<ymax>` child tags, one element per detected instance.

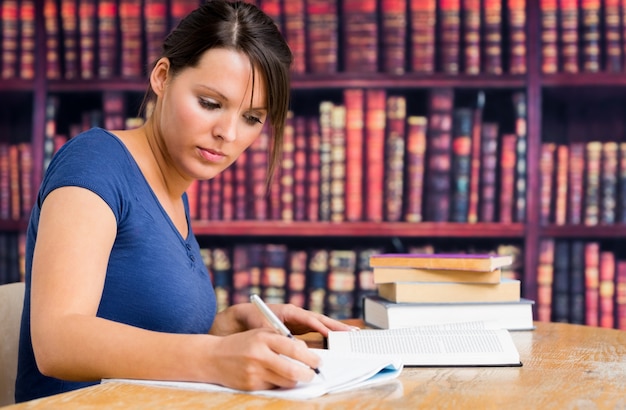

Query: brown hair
<box><xmin>144</xmin><ymin>0</ymin><xmax>293</xmax><ymax>186</ymax></box>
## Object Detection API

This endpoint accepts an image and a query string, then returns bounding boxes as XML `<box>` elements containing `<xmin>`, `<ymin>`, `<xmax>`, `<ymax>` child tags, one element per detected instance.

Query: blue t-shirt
<box><xmin>15</xmin><ymin>128</ymin><xmax>217</xmax><ymax>402</ymax></box>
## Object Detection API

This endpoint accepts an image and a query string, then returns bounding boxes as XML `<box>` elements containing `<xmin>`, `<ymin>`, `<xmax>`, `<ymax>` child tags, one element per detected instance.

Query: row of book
<box><xmin>537</xmin><ymin>238</ymin><xmax>626</xmax><ymax>330</ymax></box>
<box><xmin>540</xmin><ymin>0</ymin><xmax>626</xmax><ymax>74</ymax></box>
<box><xmin>0</xmin><ymin>0</ymin><xmax>529</xmax><ymax>81</ymax></box>
<box><xmin>0</xmin><ymin>231</ymin><xmax>22</xmax><ymax>285</ymax></box>
<box><xmin>363</xmin><ymin>252</ymin><xmax>535</xmax><ymax>331</ymax></box>
<box><xmin>0</xmin><ymin>141</ymin><xmax>33</xmax><ymax>222</ymax></box>
<box><xmin>539</xmin><ymin>140</ymin><xmax>626</xmax><ymax>226</ymax></box>
<box><xmin>200</xmin><ymin>242</ymin><xmax>522</xmax><ymax>320</ymax></box>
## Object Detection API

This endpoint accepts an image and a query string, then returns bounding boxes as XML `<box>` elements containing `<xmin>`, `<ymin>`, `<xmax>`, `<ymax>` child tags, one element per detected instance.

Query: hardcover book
<box><xmin>372</xmin><ymin>266</ymin><xmax>502</xmax><ymax>284</ymax></box>
<box><xmin>369</xmin><ymin>253</ymin><xmax>513</xmax><ymax>272</ymax></box>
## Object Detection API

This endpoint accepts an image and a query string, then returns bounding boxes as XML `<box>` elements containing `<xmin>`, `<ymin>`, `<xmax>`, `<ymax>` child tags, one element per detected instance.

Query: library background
<box><xmin>0</xmin><ymin>0</ymin><xmax>625</xmax><ymax>329</ymax></box>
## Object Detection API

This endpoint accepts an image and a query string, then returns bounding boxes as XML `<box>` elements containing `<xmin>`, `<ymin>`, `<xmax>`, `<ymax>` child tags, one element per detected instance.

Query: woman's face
<box><xmin>152</xmin><ymin>47</ymin><xmax>268</xmax><ymax>181</ymax></box>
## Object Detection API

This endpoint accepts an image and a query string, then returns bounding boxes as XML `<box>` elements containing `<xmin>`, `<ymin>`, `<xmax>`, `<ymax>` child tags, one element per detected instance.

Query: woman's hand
<box><xmin>210</xmin><ymin>303</ymin><xmax>357</xmax><ymax>337</ymax></box>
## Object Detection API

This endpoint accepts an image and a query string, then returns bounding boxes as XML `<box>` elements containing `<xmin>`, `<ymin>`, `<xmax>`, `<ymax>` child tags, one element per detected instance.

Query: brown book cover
<box><xmin>306</xmin><ymin>0</ymin><xmax>338</xmax><ymax>73</ymax></box>
<box><xmin>44</xmin><ymin>0</ymin><xmax>61</xmax><ymax>79</ymax></box>
<box><xmin>373</xmin><ymin>266</ymin><xmax>502</xmax><ymax>284</ymax></box>
<box><xmin>559</xmin><ymin>0</ymin><xmax>580</xmax><ymax>73</ymax></box>
<box><xmin>483</xmin><ymin>0</ymin><xmax>503</xmax><ymax>74</ymax></box>
<box><xmin>318</xmin><ymin>101</ymin><xmax>333</xmax><ymax>221</ymax></box>
<box><xmin>536</xmin><ymin>238</ymin><xmax>555</xmax><ymax>322</ymax></box>
<box><xmin>209</xmin><ymin>172</ymin><xmax>222</xmax><ymax>221</ymax></box>
<box><xmin>599</xmin><ymin>250</ymin><xmax>615</xmax><ymax>328</ymax></box>
<box><xmin>539</xmin><ymin>143</ymin><xmax>556</xmax><ymax>225</ymax></box>
<box><xmin>580</xmin><ymin>0</ymin><xmax>601</xmax><ymax>72</ymax></box>
<box><xmin>584</xmin><ymin>241</ymin><xmax>600</xmax><ymax>326</ymax></box>
<box><xmin>378</xmin><ymin>278</ymin><xmax>521</xmax><ymax>304</ymax></box>
<box><xmin>233</xmin><ymin>150</ymin><xmax>247</xmax><ymax>221</ymax></box>
<box><xmin>540</xmin><ymin>0</ymin><xmax>559</xmax><ymax>73</ymax></box>
<box><xmin>409</xmin><ymin>0</ymin><xmax>436</xmax><ymax>73</ymax></box>
<box><xmin>508</xmin><ymin>0</ymin><xmax>527</xmax><ymax>74</ymax></box>
<box><xmin>97</xmin><ymin>0</ymin><xmax>118</xmax><ymax>78</ymax></box>
<box><xmin>342</xmin><ymin>0</ymin><xmax>379</xmax><ymax>73</ymax></box>
<box><xmin>1</xmin><ymin>0</ymin><xmax>18</xmax><ymax>79</ymax></box>
<box><xmin>283</xmin><ymin>0</ymin><xmax>306</xmax><ymax>74</ymax></box>
<box><xmin>186</xmin><ymin>180</ymin><xmax>199</xmax><ymax>221</ymax></box>
<box><xmin>197</xmin><ymin>179</ymin><xmax>210</xmax><ymax>221</ymax></box>
<box><xmin>305</xmin><ymin>117</ymin><xmax>321</xmax><ymax>222</ymax></box>
<box><xmin>467</xmin><ymin>92</ymin><xmax>485</xmax><ymax>223</ymax></box>
<box><xmin>19</xmin><ymin>0</ymin><xmax>35</xmax><ymax>80</ymax></box>
<box><xmin>404</xmin><ymin>116</ymin><xmax>427</xmax><ymax>222</ymax></box>
<box><xmin>18</xmin><ymin>143</ymin><xmax>33</xmax><ymax>219</ymax></box>
<box><xmin>439</xmin><ymin>0</ymin><xmax>461</xmax><ymax>74</ymax></box>
<box><xmin>330</xmin><ymin>104</ymin><xmax>346</xmax><ymax>222</ymax></box>
<box><xmin>568</xmin><ymin>142</ymin><xmax>585</xmax><ymax>224</ymax></box>
<box><xmin>364</xmin><ymin>89</ymin><xmax>386</xmax><ymax>222</ymax></box>
<box><xmin>604</xmin><ymin>0</ymin><xmax>622</xmax><ymax>72</ymax></box>
<box><xmin>554</xmin><ymin>144</ymin><xmax>569</xmax><ymax>225</ymax></box>
<box><xmin>381</xmin><ymin>0</ymin><xmax>407</xmax><ymax>74</ymax></box>
<box><xmin>120</xmin><ymin>0</ymin><xmax>143</xmax><ymax>78</ymax></box>
<box><xmin>499</xmin><ymin>133</ymin><xmax>517</xmax><ymax>224</ymax></box>
<box><xmin>369</xmin><ymin>253</ymin><xmax>513</xmax><ymax>271</ymax></box>
<box><xmin>280</xmin><ymin>112</ymin><xmax>295</xmax><ymax>221</ymax></box>
<box><xmin>293</xmin><ymin>116</ymin><xmax>307</xmax><ymax>221</ymax></box>
<box><xmin>462</xmin><ymin>0</ymin><xmax>481</xmax><ymax>74</ymax></box>
<box><xmin>450</xmin><ymin>108</ymin><xmax>473</xmax><ymax>222</ymax></box>
<box><xmin>78</xmin><ymin>0</ymin><xmax>96</xmax><ymax>79</ymax></box>
<box><xmin>384</xmin><ymin>95</ymin><xmax>406</xmax><ymax>222</ymax></box>
<box><xmin>61</xmin><ymin>0</ymin><xmax>79</xmax><ymax>79</ymax></box>
<box><xmin>479</xmin><ymin>124</ymin><xmax>498</xmax><ymax>222</ymax></box>
<box><xmin>600</xmin><ymin>142</ymin><xmax>618</xmax><ymax>225</ymax></box>
<box><xmin>249</xmin><ymin>124</ymin><xmax>269</xmax><ymax>221</ymax></box>
<box><xmin>344</xmin><ymin>89</ymin><xmax>364</xmax><ymax>222</ymax></box>
<box><xmin>584</xmin><ymin>141</ymin><xmax>602</xmax><ymax>226</ymax></box>
<box><xmin>425</xmin><ymin>88</ymin><xmax>454</xmax><ymax>222</ymax></box>
<box><xmin>144</xmin><ymin>0</ymin><xmax>168</xmax><ymax>68</ymax></box>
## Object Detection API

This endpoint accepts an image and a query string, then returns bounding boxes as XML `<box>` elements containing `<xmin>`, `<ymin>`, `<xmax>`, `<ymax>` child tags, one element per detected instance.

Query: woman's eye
<box><xmin>245</xmin><ymin>114</ymin><xmax>263</xmax><ymax>125</ymax></box>
<box><xmin>199</xmin><ymin>99</ymin><xmax>220</xmax><ymax>110</ymax></box>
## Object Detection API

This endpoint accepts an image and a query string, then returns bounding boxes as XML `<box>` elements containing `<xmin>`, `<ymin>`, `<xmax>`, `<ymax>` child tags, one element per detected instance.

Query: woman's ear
<box><xmin>150</xmin><ymin>58</ymin><xmax>170</xmax><ymax>97</ymax></box>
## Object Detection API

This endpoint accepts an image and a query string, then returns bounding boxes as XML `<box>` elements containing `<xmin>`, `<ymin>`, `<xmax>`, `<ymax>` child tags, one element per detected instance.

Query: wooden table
<box><xmin>5</xmin><ymin>321</ymin><xmax>626</xmax><ymax>409</ymax></box>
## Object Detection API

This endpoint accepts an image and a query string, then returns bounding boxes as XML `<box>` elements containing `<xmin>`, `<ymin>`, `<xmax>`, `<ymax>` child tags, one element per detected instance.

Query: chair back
<box><xmin>0</xmin><ymin>281</ymin><xmax>25</xmax><ymax>406</ymax></box>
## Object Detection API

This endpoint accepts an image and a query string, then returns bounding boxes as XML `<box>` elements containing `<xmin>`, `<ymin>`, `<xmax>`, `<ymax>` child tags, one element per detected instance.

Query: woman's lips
<box><xmin>199</xmin><ymin>147</ymin><xmax>226</xmax><ymax>162</ymax></box>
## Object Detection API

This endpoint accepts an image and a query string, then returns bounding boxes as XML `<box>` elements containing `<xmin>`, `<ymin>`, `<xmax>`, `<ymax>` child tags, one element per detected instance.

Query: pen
<box><xmin>250</xmin><ymin>294</ymin><xmax>322</xmax><ymax>377</ymax></box>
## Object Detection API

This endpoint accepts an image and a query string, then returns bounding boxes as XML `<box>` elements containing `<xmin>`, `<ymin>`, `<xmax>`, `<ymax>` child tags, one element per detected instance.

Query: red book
<box><xmin>61</xmin><ymin>0</ymin><xmax>79</xmax><ymax>79</ymax></box>
<box><xmin>541</xmin><ymin>0</ymin><xmax>559</xmax><ymax>73</ymax></box>
<box><xmin>599</xmin><ymin>251</ymin><xmax>615</xmax><ymax>328</ymax></box>
<box><xmin>342</xmin><ymin>0</ymin><xmax>379</xmax><ymax>73</ymax></box>
<box><xmin>616</xmin><ymin>260</ymin><xmax>626</xmax><ymax>330</ymax></box>
<box><xmin>568</xmin><ymin>142</ymin><xmax>585</xmax><ymax>224</ymax></box>
<box><xmin>19</xmin><ymin>0</ymin><xmax>35</xmax><ymax>80</ymax></box>
<box><xmin>249</xmin><ymin>124</ymin><xmax>269</xmax><ymax>221</ymax></box>
<box><xmin>329</xmin><ymin>104</ymin><xmax>346</xmax><ymax>222</ymax></box>
<box><xmin>306</xmin><ymin>0</ymin><xmax>338</xmax><ymax>73</ymax></box>
<box><xmin>585</xmin><ymin>242</ymin><xmax>600</xmax><ymax>327</ymax></box>
<box><xmin>584</xmin><ymin>141</ymin><xmax>602</xmax><ymax>226</ymax></box>
<box><xmin>283</xmin><ymin>0</ymin><xmax>306</xmax><ymax>74</ymax></box>
<box><xmin>293</xmin><ymin>116</ymin><xmax>307</xmax><ymax>221</ymax></box>
<box><xmin>450</xmin><ymin>108</ymin><xmax>473</xmax><ymax>222</ymax></box>
<box><xmin>604</xmin><ymin>0</ymin><xmax>622</xmax><ymax>72</ymax></box>
<box><xmin>209</xmin><ymin>172</ymin><xmax>222</xmax><ymax>221</ymax></box>
<box><xmin>287</xmin><ymin>249</ymin><xmax>307</xmax><ymax>308</ymax></box>
<box><xmin>467</xmin><ymin>92</ymin><xmax>484</xmax><ymax>223</ymax></box>
<box><xmin>554</xmin><ymin>144</ymin><xmax>569</xmax><ymax>225</ymax></box>
<box><xmin>439</xmin><ymin>0</ymin><xmax>461</xmax><ymax>74</ymax></box>
<box><xmin>537</xmin><ymin>238</ymin><xmax>555</xmax><ymax>322</ymax></box>
<box><xmin>580</xmin><ymin>0</ymin><xmax>600</xmax><ymax>72</ymax></box>
<box><xmin>384</xmin><ymin>95</ymin><xmax>406</xmax><ymax>222</ymax></box>
<box><xmin>144</xmin><ymin>0</ymin><xmax>168</xmax><ymax>68</ymax></box>
<box><xmin>186</xmin><ymin>180</ymin><xmax>199</xmax><ymax>221</ymax></box>
<box><xmin>539</xmin><ymin>143</ymin><xmax>556</xmax><ymax>225</ymax></box>
<box><xmin>1</xmin><ymin>0</ymin><xmax>18</xmax><ymax>79</ymax></box>
<box><xmin>279</xmin><ymin>113</ymin><xmax>295</xmax><ymax>221</ymax></box>
<box><xmin>78</xmin><ymin>0</ymin><xmax>97</xmax><ymax>79</ymax></box>
<box><xmin>559</xmin><ymin>0</ymin><xmax>580</xmax><ymax>73</ymax></box>
<box><xmin>44</xmin><ymin>0</ymin><xmax>61</xmax><ymax>79</ymax></box>
<box><xmin>197</xmin><ymin>179</ymin><xmax>210</xmax><ymax>221</ymax></box>
<box><xmin>508</xmin><ymin>0</ymin><xmax>527</xmax><ymax>74</ymax></box>
<box><xmin>499</xmin><ymin>133</ymin><xmax>517</xmax><ymax>223</ymax></box>
<box><xmin>462</xmin><ymin>0</ymin><xmax>481</xmax><ymax>74</ymax></box>
<box><xmin>120</xmin><ymin>0</ymin><xmax>143</xmax><ymax>78</ymax></box>
<box><xmin>97</xmin><ymin>0</ymin><xmax>118</xmax><ymax>78</ymax></box>
<box><xmin>364</xmin><ymin>89</ymin><xmax>386</xmax><ymax>222</ymax></box>
<box><xmin>233</xmin><ymin>150</ymin><xmax>247</xmax><ymax>220</ymax></box>
<box><xmin>8</xmin><ymin>144</ymin><xmax>20</xmax><ymax>220</ymax></box>
<box><xmin>306</xmin><ymin>117</ymin><xmax>321</xmax><ymax>222</ymax></box>
<box><xmin>404</xmin><ymin>116</ymin><xmax>427</xmax><ymax>223</ymax></box>
<box><xmin>409</xmin><ymin>0</ymin><xmax>436</xmax><ymax>73</ymax></box>
<box><xmin>381</xmin><ymin>0</ymin><xmax>407</xmax><ymax>74</ymax></box>
<box><xmin>18</xmin><ymin>143</ymin><xmax>33</xmax><ymax>219</ymax></box>
<box><xmin>344</xmin><ymin>89</ymin><xmax>365</xmax><ymax>221</ymax></box>
<box><xmin>483</xmin><ymin>0</ymin><xmax>503</xmax><ymax>74</ymax></box>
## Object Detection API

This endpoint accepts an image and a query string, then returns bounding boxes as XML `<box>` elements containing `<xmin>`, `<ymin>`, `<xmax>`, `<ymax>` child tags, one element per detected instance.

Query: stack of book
<box><xmin>363</xmin><ymin>253</ymin><xmax>534</xmax><ymax>330</ymax></box>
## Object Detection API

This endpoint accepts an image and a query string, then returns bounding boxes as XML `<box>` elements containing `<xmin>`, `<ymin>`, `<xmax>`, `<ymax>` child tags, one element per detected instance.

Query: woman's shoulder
<box><xmin>59</xmin><ymin>127</ymin><xmax>128</xmax><ymax>154</ymax></box>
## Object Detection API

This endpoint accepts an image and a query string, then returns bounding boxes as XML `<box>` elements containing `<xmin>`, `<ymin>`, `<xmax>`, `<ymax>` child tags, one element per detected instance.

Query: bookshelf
<box><xmin>1</xmin><ymin>1</ymin><xmax>626</xmax><ymax>328</ymax></box>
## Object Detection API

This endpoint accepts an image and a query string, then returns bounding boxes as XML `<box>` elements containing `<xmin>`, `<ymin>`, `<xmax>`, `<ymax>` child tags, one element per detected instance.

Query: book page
<box><xmin>328</xmin><ymin>323</ymin><xmax>521</xmax><ymax>367</ymax></box>
<box><xmin>102</xmin><ymin>348</ymin><xmax>403</xmax><ymax>400</ymax></box>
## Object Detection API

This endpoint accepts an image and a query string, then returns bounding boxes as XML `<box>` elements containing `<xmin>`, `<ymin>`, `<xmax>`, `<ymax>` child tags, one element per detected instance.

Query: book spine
<box><xmin>283</xmin><ymin>0</ymin><xmax>306</xmax><ymax>74</ymax></box>
<box><xmin>381</xmin><ymin>0</ymin><xmax>407</xmax><ymax>74</ymax></box>
<box><xmin>221</xmin><ymin>163</ymin><xmax>234</xmax><ymax>221</ymax></box>
<box><xmin>280</xmin><ymin>113</ymin><xmax>295</xmax><ymax>221</ymax></box>
<box><xmin>344</xmin><ymin>89</ymin><xmax>365</xmax><ymax>221</ymax></box>
<box><xmin>552</xmin><ymin>240</ymin><xmax>570</xmax><ymax>322</ymax></box>
<box><xmin>568</xmin><ymin>142</ymin><xmax>585</xmax><ymax>224</ymax></box>
<box><xmin>541</xmin><ymin>0</ymin><xmax>559</xmax><ymax>73</ymax></box>
<box><xmin>580</xmin><ymin>0</ymin><xmax>601</xmax><ymax>72</ymax></box>
<box><xmin>569</xmin><ymin>240</ymin><xmax>586</xmax><ymax>324</ymax></box>
<box><xmin>450</xmin><ymin>108</ymin><xmax>472</xmax><ymax>222</ymax></box>
<box><xmin>384</xmin><ymin>95</ymin><xmax>406</xmax><ymax>222</ymax></box>
<box><xmin>19</xmin><ymin>0</ymin><xmax>36</xmax><ymax>80</ymax></box>
<box><xmin>462</xmin><ymin>0</ymin><xmax>481</xmax><ymax>74</ymax></box>
<box><xmin>539</xmin><ymin>143</ymin><xmax>556</xmax><ymax>225</ymax></box>
<box><xmin>326</xmin><ymin>250</ymin><xmax>357</xmax><ymax>319</ymax></box>
<box><xmin>537</xmin><ymin>238</ymin><xmax>555</xmax><ymax>322</ymax></box>
<box><xmin>43</xmin><ymin>95</ymin><xmax>60</xmax><ymax>173</ymax></box>
<box><xmin>78</xmin><ymin>0</ymin><xmax>97</xmax><ymax>79</ymax></box>
<box><xmin>364</xmin><ymin>89</ymin><xmax>387</xmax><ymax>222</ymax></box>
<box><xmin>306</xmin><ymin>0</ymin><xmax>338</xmax><ymax>73</ymax></box>
<box><xmin>467</xmin><ymin>93</ymin><xmax>484</xmax><ymax>223</ymax></box>
<box><xmin>604</xmin><ymin>0</ymin><xmax>622</xmax><ymax>72</ymax></box>
<box><xmin>197</xmin><ymin>179</ymin><xmax>210</xmax><ymax>221</ymax></box>
<box><xmin>61</xmin><ymin>0</ymin><xmax>79</xmax><ymax>79</ymax></box>
<box><xmin>287</xmin><ymin>249</ymin><xmax>307</xmax><ymax>308</ymax></box>
<box><xmin>209</xmin><ymin>173</ymin><xmax>222</xmax><ymax>221</ymax></box>
<box><xmin>404</xmin><ymin>116</ymin><xmax>428</xmax><ymax>222</ymax></box>
<box><xmin>212</xmin><ymin>247</ymin><xmax>233</xmax><ymax>312</ymax></box>
<box><xmin>483</xmin><ymin>0</ymin><xmax>503</xmax><ymax>74</ymax></box>
<box><xmin>18</xmin><ymin>143</ymin><xmax>33</xmax><ymax>219</ymax></box>
<box><xmin>261</xmin><ymin>244</ymin><xmax>288</xmax><ymax>304</ymax></box>
<box><xmin>584</xmin><ymin>241</ymin><xmax>600</xmax><ymax>326</ymax></box>
<box><xmin>293</xmin><ymin>116</ymin><xmax>307</xmax><ymax>221</ymax></box>
<box><xmin>329</xmin><ymin>104</ymin><xmax>346</xmax><ymax>222</ymax></box>
<box><xmin>169</xmin><ymin>0</ymin><xmax>199</xmax><ymax>32</ymax></box>
<box><xmin>479</xmin><ymin>122</ymin><xmax>499</xmax><ymax>222</ymax></box>
<box><xmin>307</xmin><ymin>249</ymin><xmax>329</xmax><ymax>314</ymax></box>
<box><xmin>306</xmin><ymin>117</ymin><xmax>321</xmax><ymax>222</ymax></box>
<box><xmin>144</xmin><ymin>0</ymin><xmax>168</xmax><ymax>68</ymax></box>
<box><xmin>119</xmin><ymin>0</ymin><xmax>143</xmax><ymax>78</ymax></box>
<box><xmin>508</xmin><ymin>0</ymin><xmax>527</xmax><ymax>74</ymax></box>
<box><xmin>425</xmin><ymin>88</ymin><xmax>454</xmax><ymax>222</ymax></box>
<box><xmin>584</xmin><ymin>141</ymin><xmax>602</xmax><ymax>226</ymax></box>
<box><xmin>409</xmin><ymin>0</ymin><xmax>436</xmax><ymax>73</ymax></box>
<box><xmin>559</xmin><ymin>0</ymin><xmax>580</xmax><ymax>73</ymax></box>
<box><xmin>600</xmin><ymin>142</ymin><xmax>618</xmax><ymax>224</ymax></box>
<box><xmin>318</xmin><ymin>101</ymin><xmax>333</xmax><ymax>221</ymax></box>
<box><xmin>342</xmin><ymin>0</ymin><xmax>379</xmax><ymax>73</ymax></box>
<box><xmin>439</xmin><ymin>0</ymin><xmax>461</xmax><ymax>74</ymax></box>
<box><xmin>1</xmin><ymin>0</ymin><xmax>18</xmax><ymax>79</ymax></box>
<box><xmin>619</xmin><ymin>142</ymin><xmax>626</xmax><ymax>223</ymax></box>
<box><xmin>499</xmin><ymin>134</ymin><xmax>517</xmax><ymax>223</ymax></box>
<box><xmin>512</xmin><ymin>92</ymin><xmax>527</xmax><ymax>222</ymax></box>
<box><xmin>44</xmin><ymin>0</ymin><xmax>62</xmax><ymax>79</ymax></box>
<box><xmin>249</xmin><ymin>124</ymin><xmax>269</xmax><ymax>221</ymax></box>
<box><xmin>97</xmin><ymin>0</ymin><xmax>119</xmax><ymax>78</ymax></box>
<box><xmin>554</xmin><ymin>144</ymin><xmax>569</xmax><ymax>225</ymax></box>
<box><xmin>354</xmin><ymin>248</ymin><xmax>383</xmax><ymax>319</ymax></box>
<box><xmin>599</xmin><ymin>250</ymin><xmax>615</xmax><ymax>328</ymax></box>
<box><xmin>616</xmin><ymin>259</ymin><xmax>626</xmax><ymax>330</ymax></box>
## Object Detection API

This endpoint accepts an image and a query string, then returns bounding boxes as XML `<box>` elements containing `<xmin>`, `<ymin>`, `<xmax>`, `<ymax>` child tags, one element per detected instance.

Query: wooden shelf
<box><xmin>47</xmin><ymin>78</ymin><xmax>149</xmax><ymax>93</ymax></box>
<box><xmin>0</xmin><ymin>79</ymin><xmax>35</xmax><ymax>91</ymax></box>
<box><xmin>541</xmin><ymin>225</ymin><xmax>626</xmax><ymax>238</ymax></box>
<box><xmin>541</xmin><ymin>72</ymin><xmax>626</xmax><ymax>87</ymax></box>
<box><xmin>192</xmin><ymin>221</ymin><xmax>525</xmax><ymax>238</ymax></box>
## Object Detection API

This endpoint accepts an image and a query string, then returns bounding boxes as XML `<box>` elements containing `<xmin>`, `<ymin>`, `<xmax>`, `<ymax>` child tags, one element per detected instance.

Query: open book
<box><xmin>328</xmin><ymin>322</ymin><xmax>522</xmax><ymax>367</ymax></box>
<box><xmin>102</xmin><ymin>348</ymin><xmax>403</xmax><ymax>400</ymax></box>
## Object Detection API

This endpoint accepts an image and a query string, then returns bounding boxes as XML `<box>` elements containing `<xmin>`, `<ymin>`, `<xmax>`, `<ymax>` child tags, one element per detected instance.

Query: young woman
<box><xmin>15</xmin><ymin>1</ymin><xmax>354</xmax><ymax>402</ymax></box>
